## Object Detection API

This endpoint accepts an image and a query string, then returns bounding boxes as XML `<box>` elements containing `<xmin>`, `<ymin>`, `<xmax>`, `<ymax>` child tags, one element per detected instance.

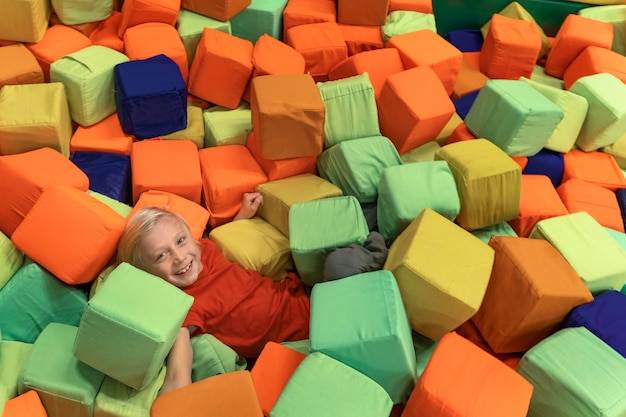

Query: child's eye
<box><xmin>155</xmin><ymin>252</ymin><xmax>167</xmax><ymax>262</ymax></box>
<box><xmin>177</xmin><ymin>236</ymin><xmax>186</xmax><ymax>245</ymax></box>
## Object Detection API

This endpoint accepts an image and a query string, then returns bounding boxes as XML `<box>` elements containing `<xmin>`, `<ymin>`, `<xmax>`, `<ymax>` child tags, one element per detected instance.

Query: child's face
<box><xmin>136</xmin><ymin>216</ymin><xmax>203</xmax><ymax>288</ymax></box>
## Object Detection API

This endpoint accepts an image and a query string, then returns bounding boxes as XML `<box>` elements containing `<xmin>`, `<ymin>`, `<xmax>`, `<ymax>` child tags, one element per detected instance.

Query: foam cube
<box><xmin>231</xmin><ymin>0</ymin><xmax>289</xmax><ymax>42</ymax></box>
<box><xmin>518</xmin><ymin>327</ymin><xmax>626</xmax><ymax>417</ymax></box>
<box><xmin>117</xmin><ymin>0</ymin><xmax>179</xmax><ymax>37</ymax></box>
<box><xmin>337</xmin><ymin>22</ymin><xmax>384</xmax><ymax>56</ymax></box>
<box><xmin>0</xmin><ymin>83</ymin><xmax>73</xmax><ymax>157</ymax></box>
<box><xmin>465</xmin><ymin>79</ymin><xmax>564</xmax><ymax>157</ymax></box>
<box><xmin>377</xmin><ymin>161</ymin><xmax>461</xmax><ymax>243</ymax></box>
<box><xmin>451</xmin><ymin>58</ymin><xmax>489</xmax><ymax>100</ymax></box>
<box><xmin>176</xmin><ymin>8</ymin><xmax>231</xmax><ymax>67</ymax></box>
<box><xmin>51</xmin><ymin>0</ymin><xmax>112</xmax><ymax>25</ymax></box>
<box><xmin>384</xmin><ymin>208</ymin><xmax>495</xmax><ymax>340</ymax></box>
<box><xmin>181</xmin><ymin>0</ymin><xmax>252</xmax><ymax>22</ymax></box>
<box><xmin>73</xmin><ymin>262</ymin><xmax>193</xmax><ymax>390</ymax></box>
<box><xmin>203</xmin><ymin>102</ymin><xmax>251</xmax><ymax>147</ymax></box>
<box><xmin>1</xmin><ymin>390</ymin><xmax>47</xmax><ymax>417</ymax></box>
<box><xmin>131</xmin><ymin>139</ymin><xmax>202</xmax><ymax>205</ymax></box>
<box><xmin>562</xmin><ymin>149</ymin><xmax>626</xmax><ymax>191</ymax></box>
<box><xmin>434</xmin><ymin>139</ymin><xmax>522</xmax><ymax>231</ymax></box>
<box><xmin>162</xmin><ymin>104</ymin><xmax>205</xmax><ymax>149</ymax></box>
<box><xmin>190</xmin><ymin>334</ymin><xmax>247</xmax><ymax>382</ymax></box>
<box><xmin>114</xmin><ymin>54</ymin><xmax>187</xmax><ymax>139</ymax></box>
<box><xmin>0</xmin><ymin>43</ymin><xmax>43</xmax><ymax>87</ymax></box>
<box><xmin>557</xmin><ymin>179</ymin><xmax>625</xmax><ymax>232</ymax></box>
<box><xmin>289</xmin><ymin>195</ymin><xmax>369</xmax><ymax>286</ymax></box>
<box><xmin>381</xmin><ymin>10</ymin><xmax>436</xmax><ymax>44</ymax></box>
<box><xmin>530</xmin><ymin>211</ymin><xmax>626</xmax><ymax>294</ymax></box>
<box><xmin>0</xmin><ymin>0</ymin><xmax>50</xmax><ymax>43</ymax></box>
<box><xmin>255</xmin><ymin>173</ymin><xmax>342</xmax><ymax>237</ymax></box>
<box><xmin>0</xmin><ymin>232</ymin><xmax>23</xmax><ymax>290</ymax></box>
<box><xmin>400</xmin><ymin>141</ymin><xmax>441</xmax><ymax>164</ymax></box>
<box><xmin>69</xmin><ymin>151</ymin><xmax>132</xmax><ymax>205</ymax></box>
<box><xmin>70</xmin><ymin>113</ymin><xmax>134</xmax><ymax>155</ymax></box>
<box><xmin>317</xmin><ymin>135</ymin><xmax>402</xmax><ymax>203</ymax></box>
<box><xmin>247</xmin><ymin>132</ymin><xmax>318</xmax><ymax>181</ymax></box>
<box><xmin>578</xmin><ymin>5</ymin><xmax>626</xmax><ymax>56</ymax></box>
<box><xmin>18</xmin><ymin>323</ymin><xmax>105</xmax><ymax>417</ymax></box>
<box><xmin>564</xmin><ymin>46</ymin><xmax>626</xmax><ymax>90</ymax></box>
<box><xmin>310</xmin><ymin>270</ymin><xmax>417</xmax><ymax>403</ymax></box>
<box><xmin>89</xmin><ymin>11</ymin><xmax>124</xmax><ymax>52</ymax></box>
<box><xmin>93</xmin><ymin>368</ymin><xmax>165</xmax><ymax>417</ymax></box>
<box><xmin>282</xmin><ymin>0</ymin><xmax>337</xmax><ymax>38</ymax></box>
<box><xmin>337</xmin><ymin>0</ymin><xmax>389</xmax><ymax>26</ymax></box>
<box><xmin>470</xmin><ymin>222</ymin><xmax>518</xmax><ymax>244</ymax></box>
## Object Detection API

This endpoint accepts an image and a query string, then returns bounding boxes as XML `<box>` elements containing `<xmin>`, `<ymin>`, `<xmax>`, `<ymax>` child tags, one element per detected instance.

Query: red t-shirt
<box><xmin>182</xmin><ymin>239</ymin><xmax>310</xmax><ymax>358</ymax></box>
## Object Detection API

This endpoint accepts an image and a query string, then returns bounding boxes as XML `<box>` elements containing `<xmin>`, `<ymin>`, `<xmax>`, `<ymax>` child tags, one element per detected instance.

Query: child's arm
<box><xmin>159</xmin><ymin>326</ymin><xmax>198</xmax><ymax>395</ymax></box>
<box><xmin>233</xmin><ymin>192</ymin><xmax>264</xmax><ymax>221</ymax></box>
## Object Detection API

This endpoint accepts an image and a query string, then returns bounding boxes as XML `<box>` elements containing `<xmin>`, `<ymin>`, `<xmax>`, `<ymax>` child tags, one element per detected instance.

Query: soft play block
<box><xmin>445</xmin><ymin>122</ymin><xmax>476</xmax><ymax>145</ymax></box>
<box><xmin>522</xmin><ymin>149</ymin><xmax>565</xmax><ymax>188</ymax></box>
<box><xmin>51</xmin><ymin>0</ymin><xmax>112</xmax><ymax>25</ymax></box>
<box><xmin>465</xmin><ymin>79</ymin><xmax>564</xmax><ymax>157</ymax></box>
<box><xmin>310</xmin><ymin>270</ymin><xmax>417</xmax><ymax>403</ymax></box>
<box><xmin>251</xmin><ymin>342</ymin><xmax>306</xmax><ymax>416</ymax></box>
<box><xmin>317</xmin><ymin>73</ymin><xmax>380</xmax><ymax>148</ymax></box>
<box><xmin>378</xmin><ymin>66</ymin><xmax>455</xmax><ymax>155</ymax></box>
<box><xmin>565</xmin><ymin>290</ymin><xmax>626</xmax><ymax>358</ymax></box>
<box><xmin>384</xmin><ymin>208</ymin><xmax>495</xmax><ymax>340</ymax></box>
<box><xmin>19</xmin><ymin>323</ymin><xmax>105</xmax><ymax>417</ymax></box>
<box><xmin>0</xmin><ymin>339</ymin><xmax>34</xmax><ymax>408</ymax></box>
<box><xmin>508</xmin><ymin>174</ymin><xmax>569</xmax><ymax>238</ymax></box>
<box><xmin>451</xmin><ymin>59</ymin><xmax>489</xmax><ymax>100</ymax></box>
<box><xmin>50</xmin><ymin>45</ymin><xmax>129</xmax><ymax>127</ymax></box>
<box><xmin>381</xmin><ymin>10</ymin><xmax>436</xmax><ymax>45</ymax></box>
<box><xmin>73</xmin><ymin>262</ymin><xmax>193</xmax><ymax>390</ymax></box>
<box><xmin>250</xmin><ymin>73</ymin><xmax>325</xmax><ymax>160</ymax></box>
<box><xmin>0</xmin><ymin>0</ymin><xmax>50</xmax><ymax>43</ymax></box>
<box><xmin>123</xmin><ymin>22</ymin><xmax>189</xmax><ymax>84</ymax></box>
<box><xmin>564</xmin><ymin>46</ymin><xmax>626</xmax><ymax>90</ymax></box>
<box><xmin>562</xmin><ymin>149</ymin><xmax>626</xmax><ymax>191</ymax></box>
<box><xmin>317</xmin><ymin>135</ymin><xmax>402</xmax><ymax>203</ymax></box>
<box><xmin>377</xmin><ymin>161</ymin><xmax>461</xmax><ymax>243</ymax></box>
<box><xmin>270</xmin><ymin>352</ymin><xmax>393</xmax><ymax>417</ymax></box>
<box><xmin>151</xmin><ymin>371</ymin><xmax>262</xmax><ymax>417</ymax></box>
<box><xmin>176</xmin><ymin>8</ymin><xmax>231</xmax><ymax>67</ymax></box>
<box><xmin>544</xmin><ymin>13</ymin><xmax>614</xmax><ymax>79</ymax></box>
<box><xmin>87</xmin><ymin>190</ymin><xmax>132</xmax><ymax>218</ymax></box>
<box><xmin>2</xmin><ymin>390</ymin><xmax>46</xmax><ymax>417</ymax></box>
<box><xmin>434</xmin><ymin>139</ymin><xmax>522</xmax><ymax>231</ymax></box>
<box><xmin>530</xmin><ymin>211</ymin><xmax>626</xmax><ymax>294</ymax></box>
<box><xmin>445</xmin><ymin>29</ymin><xmax>483</xmax><ymax>52</ymax></box>
<box><xmin>569</xmin><ymin>73</ymin><xmax>626</xmax><ymax>152</ymax></box>
<box><xmin>520</xmin><ymin>77</ymin><xmax>589</xmax><ymax>154</ymax></box>
<box><xmin>131</xmin><ymin>139</ymin><xmax>202</xmax><ymax>205</ymax></box>
<box><xmin>11</xmin><ymin>185</ymin><xmax>125</xmax><ymax>285</ymax></box>
<box><xmin>518</xmin><ymin>327</ymin><xmax>626</xmax><ymax>417</ymax></box>
<box><xmin>403</xmin><ymin>332</ymin><xmax>533</xmax><ymax>417</ymax></box>
<box><xmin>69</xmin><ymin>151</ymin><xmax>132</xmax><ymax>205</ymax></box>
<box><xmin>337</xmin><ymin>22</ymin><xmax>384</xmax><ymax>56</ymax></box>
<box><xmin>480</xmin><ymin>13</ymin><xmax>541</xmax><ymax>80</ymax></box>
<box><xmin>203</xmin><ymin>102</ymin><xmax>251</xmax><ymax>147</ymax></box>
<box><xmin>578</xmin><ymin>5</ymin><xmax>626</xmax><ymax>56</ymax></box>
<box><xmin>452</xmin><ymin>89</ymin><xmax>479</xmax><ymax>120</ymax></box>
<box><xmin>289</xmin><ymin>196</ymin><xmax>369</xmax><ymax>286</ymax></box>
<box><xmin>247</xmin><ymin>132</ymin><xmax>318</xmax><ymax>181</ymax></box>
<box><xmin>188</xmin><ymin>28</ymin><xmax>253</xmax><ymax>109</ymax></box>
<box><xmin>400</xmin><ymin>141</ymin><xmax>441</xmax><ymax>164</ymax></box>
<box><xmin>26</xmin><ymin>24</ymin><xmax>92</xmax><ymax>82</ymax></box>
<box><xmin>557</xmin><ymin>179</ymin><xmax>625</xmax><ymax>232</ymax></box>
<box><xmin>386</xmin><ymin>29</ymin><xmax>462</xmax><ymax>95</ymax></box>
<box><xmin>529</xmin><ymin>64</ymin><xmax>565</xmax><ymax>90</ymax></box>
<box><xmin>0</xmin><ymin>260</ymin><xmax>87</xmax><ymax>344</ymax></box>
<box><xmin>0</xmin><ymin>44</ymin><xmax>43</xmax><ymax>87</ymax></box>
<box><xmin>117</xmin><ymin>0</ymin><xmax>179</xmax><ymax>37</ymax></box>
<box><xmin>93</xmin><ymin>368</ymin><xmax>165</xmax><ymax>417</ymax></box>
<box><xmin>162</xmin><ymin>105</ymin><xmax>205</xmax><ymax>149</ymax></box>
<box><xmin>328</xmin><ymin>48</ymin><xmax>405</xmax><ymax>101</ymax></box>
<box><xmin>70</xmin><ymin>113</ymin><xmax>134</xmax><ymax>155</ymax></box>
<box><xmin>209</xmin><ymin>217</ymin><xmax>294</xmax><ymax>281</ymax></box>
<box><xmin>231</xmin><ymin>0</ymin><xmax>288</xmax><ymax>43</ymax></box>
<box><xmin>181</xmin><ymin>0</ymin><xmax>251</xmax><ymax>22</ymax></box>
<box><xmin>89</xmin><ymin>11</ymin><xmax>124</xmax><ymax>52</ymax></box>
<box><xmin>337</xmin><ymin>0</ymin><xmax>389</xmax><ymax>26</ymax></box>
<box><xmin>114</xmin><ymin>54</ymin><xmax>187</xmax><ymax>139</ymax></box>
<box><xmin>470</xmin><ymin>222</ymin><xmax>518</xmax><ymax>245</ymax></box>
<box><xmin>389</xmin><ymin>0</ymin><xmax>432</xmax><ymax>13</ymax></box>
<box><xmin>190</xmin><ymin>334</ymin><xmax>247</xmax><ymax>383</ymax></box>
<box><xmin>255</xmin><ymin>173</ymin><xmax>342</xmax><ymax>237</ymax></box>
<box><xmin>282</xmin><ymin>0</ymin><xmax>337</xmax><ymax>41</ymax></box>
<box><xmin>0</xmin><ymin>232</ymin><xmax>23</xmax><ymax>290</ymax></box>
<box><xmin>198</xmin><ymin>144</ymin><xmax>268</xmax><ymax>228</ymax></box>
<box><xmin>603</xmin><ymin>136</ymin><xmax>626</xmax><ymax>170</ymax></box>
<box><xmin>473</xmin><ymin>236</ymin><xmax>593</xmax><ymax>354</ymax></box>
<box><xmin>0</xmin><ymin>82</ymin><xmax>73</xmax><ymax>157</ymax></box>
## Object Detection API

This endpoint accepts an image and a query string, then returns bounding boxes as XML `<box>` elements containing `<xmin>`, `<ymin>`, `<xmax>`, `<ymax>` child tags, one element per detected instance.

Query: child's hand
<box><xmin>233</xmin><ymin>192</ymin><xmax>264</xmax><ymax>221</ymax></box>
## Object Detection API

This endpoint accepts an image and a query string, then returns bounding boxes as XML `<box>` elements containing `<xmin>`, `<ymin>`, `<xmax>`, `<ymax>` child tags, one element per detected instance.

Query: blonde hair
<box><xmin>117</xmin><ymin>207</ymin><xmax>193</xmax><ymax>269</ymax></box>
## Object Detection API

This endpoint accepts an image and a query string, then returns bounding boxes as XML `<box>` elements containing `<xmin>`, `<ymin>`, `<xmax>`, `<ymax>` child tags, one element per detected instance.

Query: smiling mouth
<box><xmin>175</xmin><ymin>261</ymin><xmax>192</xmax><ymax>275</ymax></box>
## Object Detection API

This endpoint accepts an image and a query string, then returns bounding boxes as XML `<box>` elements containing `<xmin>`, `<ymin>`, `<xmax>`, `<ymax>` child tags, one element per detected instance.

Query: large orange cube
<box><xmin>181</xmin><ymin>0</ymin><xmax>251</xmax><ymax>22</ymax></box>
<box><xmin>117</xmin><ymin>0</ymin><xmax>179</xmax><ymax>37</ymax></box>
<box><xmin>337</xmin><ymin>0</ymin><xmax>389</xmax><ymax>26</ymax></box>
<box><xmin>70</xmin><ymin>113</ymin><xmax>134</xmax><ymax>155</ymax></box>
<box><xmin>563</xmin><ymin>45</ymin><xmax>626</xmax><ymax>90</ymax></box>
<box><xmin>0</xmin><ymin>43</ymin><xmax>43</xmax><ymax>87</ymax></box>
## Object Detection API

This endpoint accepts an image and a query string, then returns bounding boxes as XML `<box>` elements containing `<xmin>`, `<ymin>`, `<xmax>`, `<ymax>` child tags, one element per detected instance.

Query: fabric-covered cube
<box><xmin>181</xmin><ymin>0</ymin><xmax>252</xmax><ymax>22</ymax></box>
<box><xmin>256</xmin><ymin>173</ymin><xmax>342</xmax><ymax>237</ymax></box>
<box><xmin>518</xmin><ymin>327</ymin><xmax>626</xmax><ymax>417</ymax></box>
<box><xmin>89</xmin><ymin>11</ymin><xmax>124</xmax><ymax>52</ymax></box>
<box><xmin>337</xmin><ymin>0</ymin><xmax>389</xmax><ymax>26</ymax></box>
<box><xmin>0</xmin><ymin>82</ymin><xmax>73</xmax><ymax>157</ymax></box>
<box><xmin>70</xmin><ymin>113</ymin><xmax>134</xmax><ymax>155</ymax></box>
<box><xmin>562</xmin><ymin>149</ymin><xmax>626</xmax><ymax>191</ymax></box>
<box><xmin>310</xmin><ymin>270</ymin><xmax>417</xmax><ymax>403</ymax></box>
<box><xmin>0</xmin><ymin>43</ymin><xmax>43</xmax><ymax>87</ymax></box>
<box><xmin>530</xmin><ymin>211</ymin><xmax>626</xmax><ymax>294</ymax></box>
<box><xmin>70</xmin><ymin>151</ymin><xmax>132</xmax><ymax>205</ymax></box>
<box><xmin>378</xmin><ymin>66</ymin><xmax>455</xmax><ymax>155</ymax></box>
<box><xmin>282</xmin><ymin>0</ymin><xmax>337</xmax><ymax>37</ymax></box>
<box><xmin>270</xmin><ymin>352</ymin><xmax>393</xmax><ymax>417</ymax></box>
<box><xmin>190</xmin><ymin>334</ymin><xmax>247</xmax><ymax>382</ymax></box>
<box><xmin>470</xmin><ymin>222</ymin><xmax>518</xmax><ymax>244</ymax></box>
<box><xmin>114</xmin><ymin>54</ymin><xmax>187</xmax><ymax>139</ymax></box>
<box><xmin>569</xmin><ymin>73</ymin><xmax>626</xmax><ymax>152</ymax></box>
<box><xmin>203</xmin><ymin>102</ymin><xmax>251</xmax><ymax>147</ymax></box>
<box><xmin>473</xmin><ymin>236</ymin><xmax>593</xmax><ymax>354</ymax></box>
<box><xmin>289</xmin><ymin>195</ymin><xmax>369</xmax><ymax>286</ymax></box>
<box><xmin>558</xmin><ymin>179</ymin><xmax>625</xmax><ymax>232</ymax></box>
<box><xmin>250</xmin><ymin>73</ymin><xmax>325</xmax><ymax>160</ymax></box>
<box><xmin>564</xmin><ymin>46</ymin><xmax>626</xmax><ymax>90</ymax></box>
<box><xmin>384</xmin><ymin>208</ymin><xmax>495</xmax><ymax>340</ymax></box>
<box><xmin>0</xmin><ymin>0</ymin><xmax>50</xmax><ymax>43</ymax></box>
<box><xmin>381</xmin><ymin>10</ymin><xmax>436</xmax><ymax>45</ymax></box>
<box><xmin>198</xmin><ymin>144</ymin><xmax>268</xmax><ymax>228</ymax></box>
<box><xmin>0</xmin><ymin>339</ymin><xmax>34</xmax><ymax>412</ymax></box>
<box><xmin>317</xmin><ymin>135</ymin><xmax>402</xmax><ymax>203</ymax></box>
<box><xmin>465</xmin><ymin>79</ymin><xmax>564</xmax><ymax>157</ymax></box>
<box><xmin>1</xmin><ymin>390</ymin><xmax>47</xmax><ymax>417</ymax></box>
<box><xmin>18</xmin><ymin>323</ymin><xmax>105</xmax><ymax>417</ymax></box>
<box><xmin>231</xmin><ymin>0</ymin><xmax>289</xmax><ymax>42</ymax></box>
<box><xmin>93</xmin><ymin>368</ymin><xmax>165</xmax><ymax>417</ymax></box>
<box><xmin>337</xmin><ymin>22</ymin><xmax>384</xmax><ymax>56</ymax></box>
<box><xmin>117</xmin><ymin>0</ymin><xmax>179</xmax><ymax>37</ymax></box>
<box><xmin>403</xmin><ymin>332</ymin><xmax>533</xmax><ymax>417</ymax></box>
<box><xmin>11</xmin><ymin>185</ymin><xmax>125</xmax><ymax>285</ymax></box>
<box><xmin>73</xmin><ymin>262</ymin><xmax>193</xmax><ymax>390</ymax></box>
<box><xmin>317</xmin><ymin>73</ymin><xmax>380</xmax><ymax>148</ymax></box>
<box><xmin>377</xmin><ymin>161</ymin><xmax>461</xmax><ymax>243</ymax></box>
<box><xmin>247</xmin><ymin>132</ymin><xmax>318</xmax><ymax>181</ymax></box>
<box><xmin>50</xmin><ymin>45</ymin><xmax>129</xmax><ymax>127</ymax></box>
<box><xmin>162</xmin><ymin>104</ymin><xmax>205</xmax><ymax>149</ymax></box>
<box><xmin>578</xmin><ymin>5</ymin><xmax>626</xmax><ymax>56</ymax></box>
<box><xmin>151</xmin><ymin>371</ymin><xmax>262</xmax><ymax>417</ymax></box>
<box><xmin>0</xmin><ymin>232</ymin><xmax>23</xmax><ymax>290</ymax></box>
<box><xmin>131</xmin><ymin>139</ymin><xmax>202</xmax><ymax>205</ymax></box>
<box><xmin>434</xmin><ymin>139</ymin><xmax>522</xmax><ymax>231</ymax></box>
<box><xmin>522</xmin><ymin>148</ymin><xmax>565</xmax><ymax>188</ymax></box>
<box><xmin>176</xmin><ymin>8</ymin><xmax>231</xmax><ymax>67</ymax></box>
<box><xmin>209</xmin><ymin>217</ymin><xmax>294</xmax><ymax>281</ymax></box>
